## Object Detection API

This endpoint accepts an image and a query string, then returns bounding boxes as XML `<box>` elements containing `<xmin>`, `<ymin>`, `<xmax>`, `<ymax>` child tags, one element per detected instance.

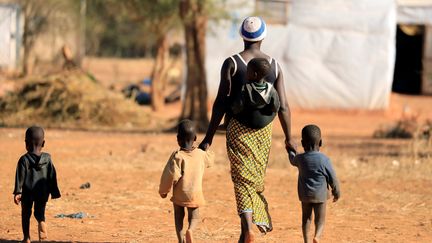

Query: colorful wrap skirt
<box><xmin>226</xmin><ymin>118</ymin><xmax>273</xmax><ymax>233</ymax></box>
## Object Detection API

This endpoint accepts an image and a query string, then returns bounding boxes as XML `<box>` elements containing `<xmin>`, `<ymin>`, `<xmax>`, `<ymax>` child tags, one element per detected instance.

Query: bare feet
<box><xmin>38</xmin><ymin>221</ymin><xmax>48</xmax><ymax>241</ymax></box>
<box><xmin>244</xmin><ymin>230</ymin><xmax>255</xmax><ymax>243</ymax></box>
<box><xmin>313</xmin><ymin>237</ymin><xmax>320</xmax><ymax>243</ymax></box>
<box><xmin>185</xmin><ymin>229</ymin><xmax>193</xmax><ymax>243</ymax></box>
<box><xmin>21</xmin><ymin>239</ymin><xmax>31</xmax><ymax>243</ymax></box>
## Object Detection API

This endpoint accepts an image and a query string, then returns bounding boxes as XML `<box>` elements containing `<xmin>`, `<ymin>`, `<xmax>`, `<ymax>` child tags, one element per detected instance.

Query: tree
<box><xmin>16</xmin><ymin>0</ymin><xmax>77</xmax><ymax>76</ymax></box>
<box><xmin>20</xmin><ymin>0</ymin><xmax>50</xmax><ymax>75</ymax></box>
<box><xmin>122</xmin><ymin>0</ymin><xmax>179</xmax><ymax>111</ymax></box>
<box><xmin>85</xmin><ymin>0</ymin><xmax>179</xmax><ymax>111</ymax></box>
<box><xmin>179</xmin><ymin>0</ymin><xmax>210</xmax><ymax>131</ymax></box>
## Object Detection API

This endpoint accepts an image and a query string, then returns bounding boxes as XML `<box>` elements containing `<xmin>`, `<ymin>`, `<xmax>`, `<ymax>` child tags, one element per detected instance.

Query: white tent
<box><xmin>205</xmin><ymin>0</ymin><xmax>432</xmax><ymax>109</ymax></box>
<box><xmin>0</xmin><ymin>4</ymin><xmax>20</xmax><ymax>70</ymax></box>
<box><xmin>398</xmin><ymin>0</ymin><xmax>432</xmax><ymax>24</ymax></box>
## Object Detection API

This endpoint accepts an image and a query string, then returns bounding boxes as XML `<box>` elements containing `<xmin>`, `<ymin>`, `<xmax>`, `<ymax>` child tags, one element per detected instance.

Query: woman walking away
<box><xmin>199</xmin><ymin>16</ymin><xmax>295</xmax><ymax>243</ymax></box>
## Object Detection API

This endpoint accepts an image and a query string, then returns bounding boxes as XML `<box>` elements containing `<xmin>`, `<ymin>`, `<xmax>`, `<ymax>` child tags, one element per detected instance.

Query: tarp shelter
<box><xmin>205</xmin><ymin>0</ymin><xmax>432</xmax><ymax>109</ymax></box>
<box><xmin>0</xmin><ymin>4</ymin><xmax>21</xmax><ymax>70</ymax></box>
<box><xmin>397</xmin><ymin>0</ymin><xmax>432</xmax><ymax>95</ymax></box>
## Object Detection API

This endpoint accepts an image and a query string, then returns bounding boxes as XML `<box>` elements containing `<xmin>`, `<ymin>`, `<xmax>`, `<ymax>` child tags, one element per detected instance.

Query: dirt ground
<box><xmin>0</xmin><ymin>94</ymin><xmax>431</xmax><ymax>243</ymax></box>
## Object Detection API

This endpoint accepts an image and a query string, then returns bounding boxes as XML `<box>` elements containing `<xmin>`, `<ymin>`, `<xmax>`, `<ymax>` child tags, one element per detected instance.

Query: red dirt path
<box><xmin>0</xmin><ymin>93</ymin><xmax>431</xmax><ymax>242</ymax></box>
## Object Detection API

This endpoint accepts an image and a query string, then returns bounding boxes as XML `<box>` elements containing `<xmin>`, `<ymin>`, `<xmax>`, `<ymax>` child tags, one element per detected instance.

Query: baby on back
<box><xmin>219</xmin><ymin>57</ymin><xmax>280</xmax><ymax>130</ymax></box>
<box><xmin>231</xmin><ymin>57</ymin><xmax>280</xmax><ymax>114</ymax></box>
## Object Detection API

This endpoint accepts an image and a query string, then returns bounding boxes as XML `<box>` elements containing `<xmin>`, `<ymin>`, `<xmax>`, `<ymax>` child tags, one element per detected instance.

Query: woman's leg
<box><xmin>240</xmin><ymin>212</ymin><xmax>255</xmax><ymax>243</ymax></box>
<box><xmin>186</xmin><ymin>207</ymin><xmax>199</xmax><ymax>243</ymax></box>
<box><xmin>313</xmin><ymin>202</ymin><xmax>326</xmax><ymax>243</ymax></box>
<box><xmin>302</xmin><ymin>202</ymin><xmax>313</xmax><ymax>243</ymax></box>
<box><xmin>173</xmin><ymin>204</ymin><xmax>185</xmax><ymax>243</ymax></box>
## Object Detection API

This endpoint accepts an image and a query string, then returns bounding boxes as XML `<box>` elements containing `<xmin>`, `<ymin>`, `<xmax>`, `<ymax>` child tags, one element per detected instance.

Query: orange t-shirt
<box><xmin>159</xmin><ymin>148</ymin><xmax>214</xmax><ymax>208</ymax></box>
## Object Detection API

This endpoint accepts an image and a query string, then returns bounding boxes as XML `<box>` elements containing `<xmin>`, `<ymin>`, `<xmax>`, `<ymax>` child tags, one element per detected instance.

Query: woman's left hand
<box><xmin>285</xmin><ymin>139</ymin><xmax>297</xmax><ymax>154</ymax></box>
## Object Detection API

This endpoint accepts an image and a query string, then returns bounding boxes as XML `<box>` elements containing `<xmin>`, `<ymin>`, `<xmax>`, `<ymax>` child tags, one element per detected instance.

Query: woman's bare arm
<box><xmin>199</xmin><ymin>58</ymin><xmax>234</xmax><ymax>149</ymax></box>
<box><xmin>274</xmin><ymin>63</ymin><xmax>295</xmax><ymax>152</ymax></box>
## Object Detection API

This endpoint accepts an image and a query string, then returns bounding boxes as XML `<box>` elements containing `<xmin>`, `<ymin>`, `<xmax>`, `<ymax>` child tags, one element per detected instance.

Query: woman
<box><xmin>199</xmin><ymin>17</ymin><xmax>295</xmax><ymax>242</ymax></box>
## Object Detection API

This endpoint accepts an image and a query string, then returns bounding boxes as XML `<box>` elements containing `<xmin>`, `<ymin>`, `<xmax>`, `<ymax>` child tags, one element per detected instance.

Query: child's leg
<box><xmin>173</xmin><ymin>204</ymin><xmax>185</xmax><ymax>243</ymax></box>
<box><xmin>21</xmin><ymin>199</ymin><xmax>32</xmax><ymax>241</ymax></box>
<box><xmin>186</xmin><ymin>207</ymin><xmax>199</xmax><ymax>231</ymax></box>
<box><xmin>312</xmin><ymin>202</ymin><xmax>326</xmax><ymax>243</ymax></box>
<box><xmin>301</xmin><ymin>202</ymin><xmax>313</xmax><ymax>243</ymax></box>
<box><xmin>34</xmin><ymin>200</ymin><xmax>47</xmax><ymax>240</ymax></box>
<box><xmin>185</xmin><ymin>207</ymin><xmax>199</xmax><ymax>243</ymax></box>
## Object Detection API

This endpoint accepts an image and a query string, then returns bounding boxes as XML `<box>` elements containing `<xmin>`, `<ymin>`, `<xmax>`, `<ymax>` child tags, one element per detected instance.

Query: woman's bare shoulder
<box><xmin>238</xmin><ymin>50</ymin><xmax>270</xmax><ymax>62</ymax></box>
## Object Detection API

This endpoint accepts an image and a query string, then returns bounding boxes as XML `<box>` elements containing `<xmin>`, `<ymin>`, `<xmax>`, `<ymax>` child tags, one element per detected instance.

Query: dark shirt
<box><xmin>289</xmin><ymin>151</ymin><xmax>340</xmax><ymax>203</ymax></box>
<box><xmin>231</xmin><ymin>82</ymin><xmax>280</xmax><ymax>126</ymax></box>
<box><xmin>13</xmin><ymin>152</ymin><xmax>61</xmax><ymax>202</ymax></box>
<box><xmin>227</xmin><ymin>54</ymin><xmax>280</xmax><ymax>129</ymax></box>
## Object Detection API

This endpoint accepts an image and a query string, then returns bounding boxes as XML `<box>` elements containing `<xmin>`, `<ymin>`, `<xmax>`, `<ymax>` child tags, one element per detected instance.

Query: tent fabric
<box><xmin>0</xmin><ymin>6</ymin><xmax>13</xmax><ymax>67</ymax></box>
<box><xmin>397</xmin><ymin>0</ymin><xmax>432</xmax><ymax>6</ymax></box>
<box><xmin>280</xmin><ymin>0</ymin><xmax>396</xmax><ymax>109</ymax></box>
<box><xmin>0</xmin><ymin>4</ymin><xmax>19</xmax><ymax>69</ymax></box>
<box><xmin>205</xmin><ymin>0</ymin><xmax>396</xmax><ymax>109</ymax></box>
<box><xmin>398</xmin><ymin>5</ymin><xmax>432</xmax><ymax>24</ymax></box>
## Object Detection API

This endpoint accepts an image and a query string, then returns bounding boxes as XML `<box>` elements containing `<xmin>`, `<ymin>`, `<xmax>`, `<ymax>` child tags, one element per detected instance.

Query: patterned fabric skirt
<box><xmin>226</xmin><ymin>118</ymin><xmax>273</xmax><ymax>233</ymax></box>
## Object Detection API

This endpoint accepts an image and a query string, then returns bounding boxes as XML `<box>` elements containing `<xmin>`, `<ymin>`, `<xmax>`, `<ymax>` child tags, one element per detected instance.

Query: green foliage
<box><xmin>85</xmin><ymin>0</ymin><xmax>179</xmax><ymax>58</ymax></box>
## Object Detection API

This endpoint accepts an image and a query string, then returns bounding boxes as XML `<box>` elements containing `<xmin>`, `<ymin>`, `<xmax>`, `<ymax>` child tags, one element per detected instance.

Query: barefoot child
<box><xmin>13</xmin><ymin>126</ymin><xmax>61</xmax><ymax>243</ymax></box>
<box><xmin>289</xmin><ymin>125</ymin><xmax>340</xmax><ymax>243</ymax></box>
<box><xmin>159</xmin><ymin>120</ymin><xmax>214</xmax><ymax>243</ymax></box>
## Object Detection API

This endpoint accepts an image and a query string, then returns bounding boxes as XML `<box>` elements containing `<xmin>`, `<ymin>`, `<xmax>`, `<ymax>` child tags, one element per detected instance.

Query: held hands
<box><xmin>13</xmin><ymin>194</ymin><xmax>21</xmax><ymax>205</ymax></box>
<box><xmin>160</xmin><ymin>193</ymin><xmax>168</xmax><ymax>199</ymax></box>
<box><xmin>285</xmin><ymin>139</ymin><xmax>297</xmax><ymax>154</ymax></box>
<box><xmin>198</xmin><ymin>140</ymin><xmax>210</xmax><ymax>151</ymax></box>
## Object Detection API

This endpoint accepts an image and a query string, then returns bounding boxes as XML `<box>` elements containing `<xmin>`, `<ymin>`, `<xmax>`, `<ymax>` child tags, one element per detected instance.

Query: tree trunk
<box><xmin>22</xmin><ymin>4</ymin><xmax>33</xmax><ymax>76</ymax></box>
<box><xmin>179</xmin><ymin>0</ymin><xmax>209</xmax><ymax>131</ymax></box>
<box><xmin>151</xmin><ymin>34</ymin><xmax>169</xmax><ymax>111</ymax></box>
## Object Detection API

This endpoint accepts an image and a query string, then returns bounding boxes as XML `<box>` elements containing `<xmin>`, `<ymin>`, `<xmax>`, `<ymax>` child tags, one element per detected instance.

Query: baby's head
<box><xmin>246</xmin><ymin>57</ymin><xmax>271</xmax><ymax>83</ymax></box>
<box><xmin>25</xmin><ymin>126</ymin><xmax>45</xmax><ymax>153</ymax></box>
<box><xmin>301</xmin><ymin>124</ymin><xmax>322</xmax><ymax>152</ymax></box>
<box><xmin>177</xmin><ymin>119</ymin><xmax>197</xmax><ymax>149</ymax></box>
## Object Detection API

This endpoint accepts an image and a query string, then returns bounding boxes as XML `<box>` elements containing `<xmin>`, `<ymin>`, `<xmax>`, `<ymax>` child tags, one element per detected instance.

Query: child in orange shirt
<box><xmin>159</xmin><ymin>119</ymin><xmax>214</xmax><ymax>243</ymax></box>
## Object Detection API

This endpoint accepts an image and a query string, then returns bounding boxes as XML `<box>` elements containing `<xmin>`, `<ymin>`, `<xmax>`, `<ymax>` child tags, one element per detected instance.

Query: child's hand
<box><xmin>13</xmin><ymin>194</ymin><xmax>21</xmax><ymax>205</ymax></box>
<box><xmin>160</xmin><ymin>193</ymin><xmax>168</xmax><ymax>199</ymax></box>
<box><xmin>333</xmin><ymin>195</ymin><xmax>339</xmax><ymax>203</ymax></box>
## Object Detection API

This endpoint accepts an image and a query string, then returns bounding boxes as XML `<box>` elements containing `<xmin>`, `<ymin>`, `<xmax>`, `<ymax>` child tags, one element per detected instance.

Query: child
<box><xmin>218</xmin><ymin>57</ymin><xmax>280</xmax><ymax>130</ymax></box>
<box><xmin>289</xmin><ymin>125</ymin><xmax>340</xmax><ymax>243</ymax></box>
<box><xmin>13</xmin><ymin>126</ymin><xmax>61</xmax><ymax>243</ymax></box>
<box><xmin>159</xmin><ymin>120</ymin><xmax>214</xmax><ymax>243</ymax></box>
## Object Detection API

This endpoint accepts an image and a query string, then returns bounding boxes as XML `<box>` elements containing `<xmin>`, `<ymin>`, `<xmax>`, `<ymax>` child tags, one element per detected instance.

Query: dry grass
<box><xmin>0</xmin><ymin>70</ymin><xmax>151</xmax><ymax>130</ymax></box>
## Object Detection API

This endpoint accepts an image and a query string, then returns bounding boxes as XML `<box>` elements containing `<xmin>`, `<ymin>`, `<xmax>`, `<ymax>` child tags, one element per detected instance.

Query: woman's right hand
<box><xmin>199</xmin><ymin>141</ymin><xmax>210</xmax><ymax>151</ymax></box>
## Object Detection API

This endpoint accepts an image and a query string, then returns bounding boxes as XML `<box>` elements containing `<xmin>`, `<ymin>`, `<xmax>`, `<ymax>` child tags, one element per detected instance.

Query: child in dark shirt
<box><xmin>289</xmin><ymin>124</ymin><xmax>340</xmax><ymax>243</ymax></box>
<box><xmin>13</xmin><ymin>126</ymin><xmax>61</xmax><ymax>243</ymax></box>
